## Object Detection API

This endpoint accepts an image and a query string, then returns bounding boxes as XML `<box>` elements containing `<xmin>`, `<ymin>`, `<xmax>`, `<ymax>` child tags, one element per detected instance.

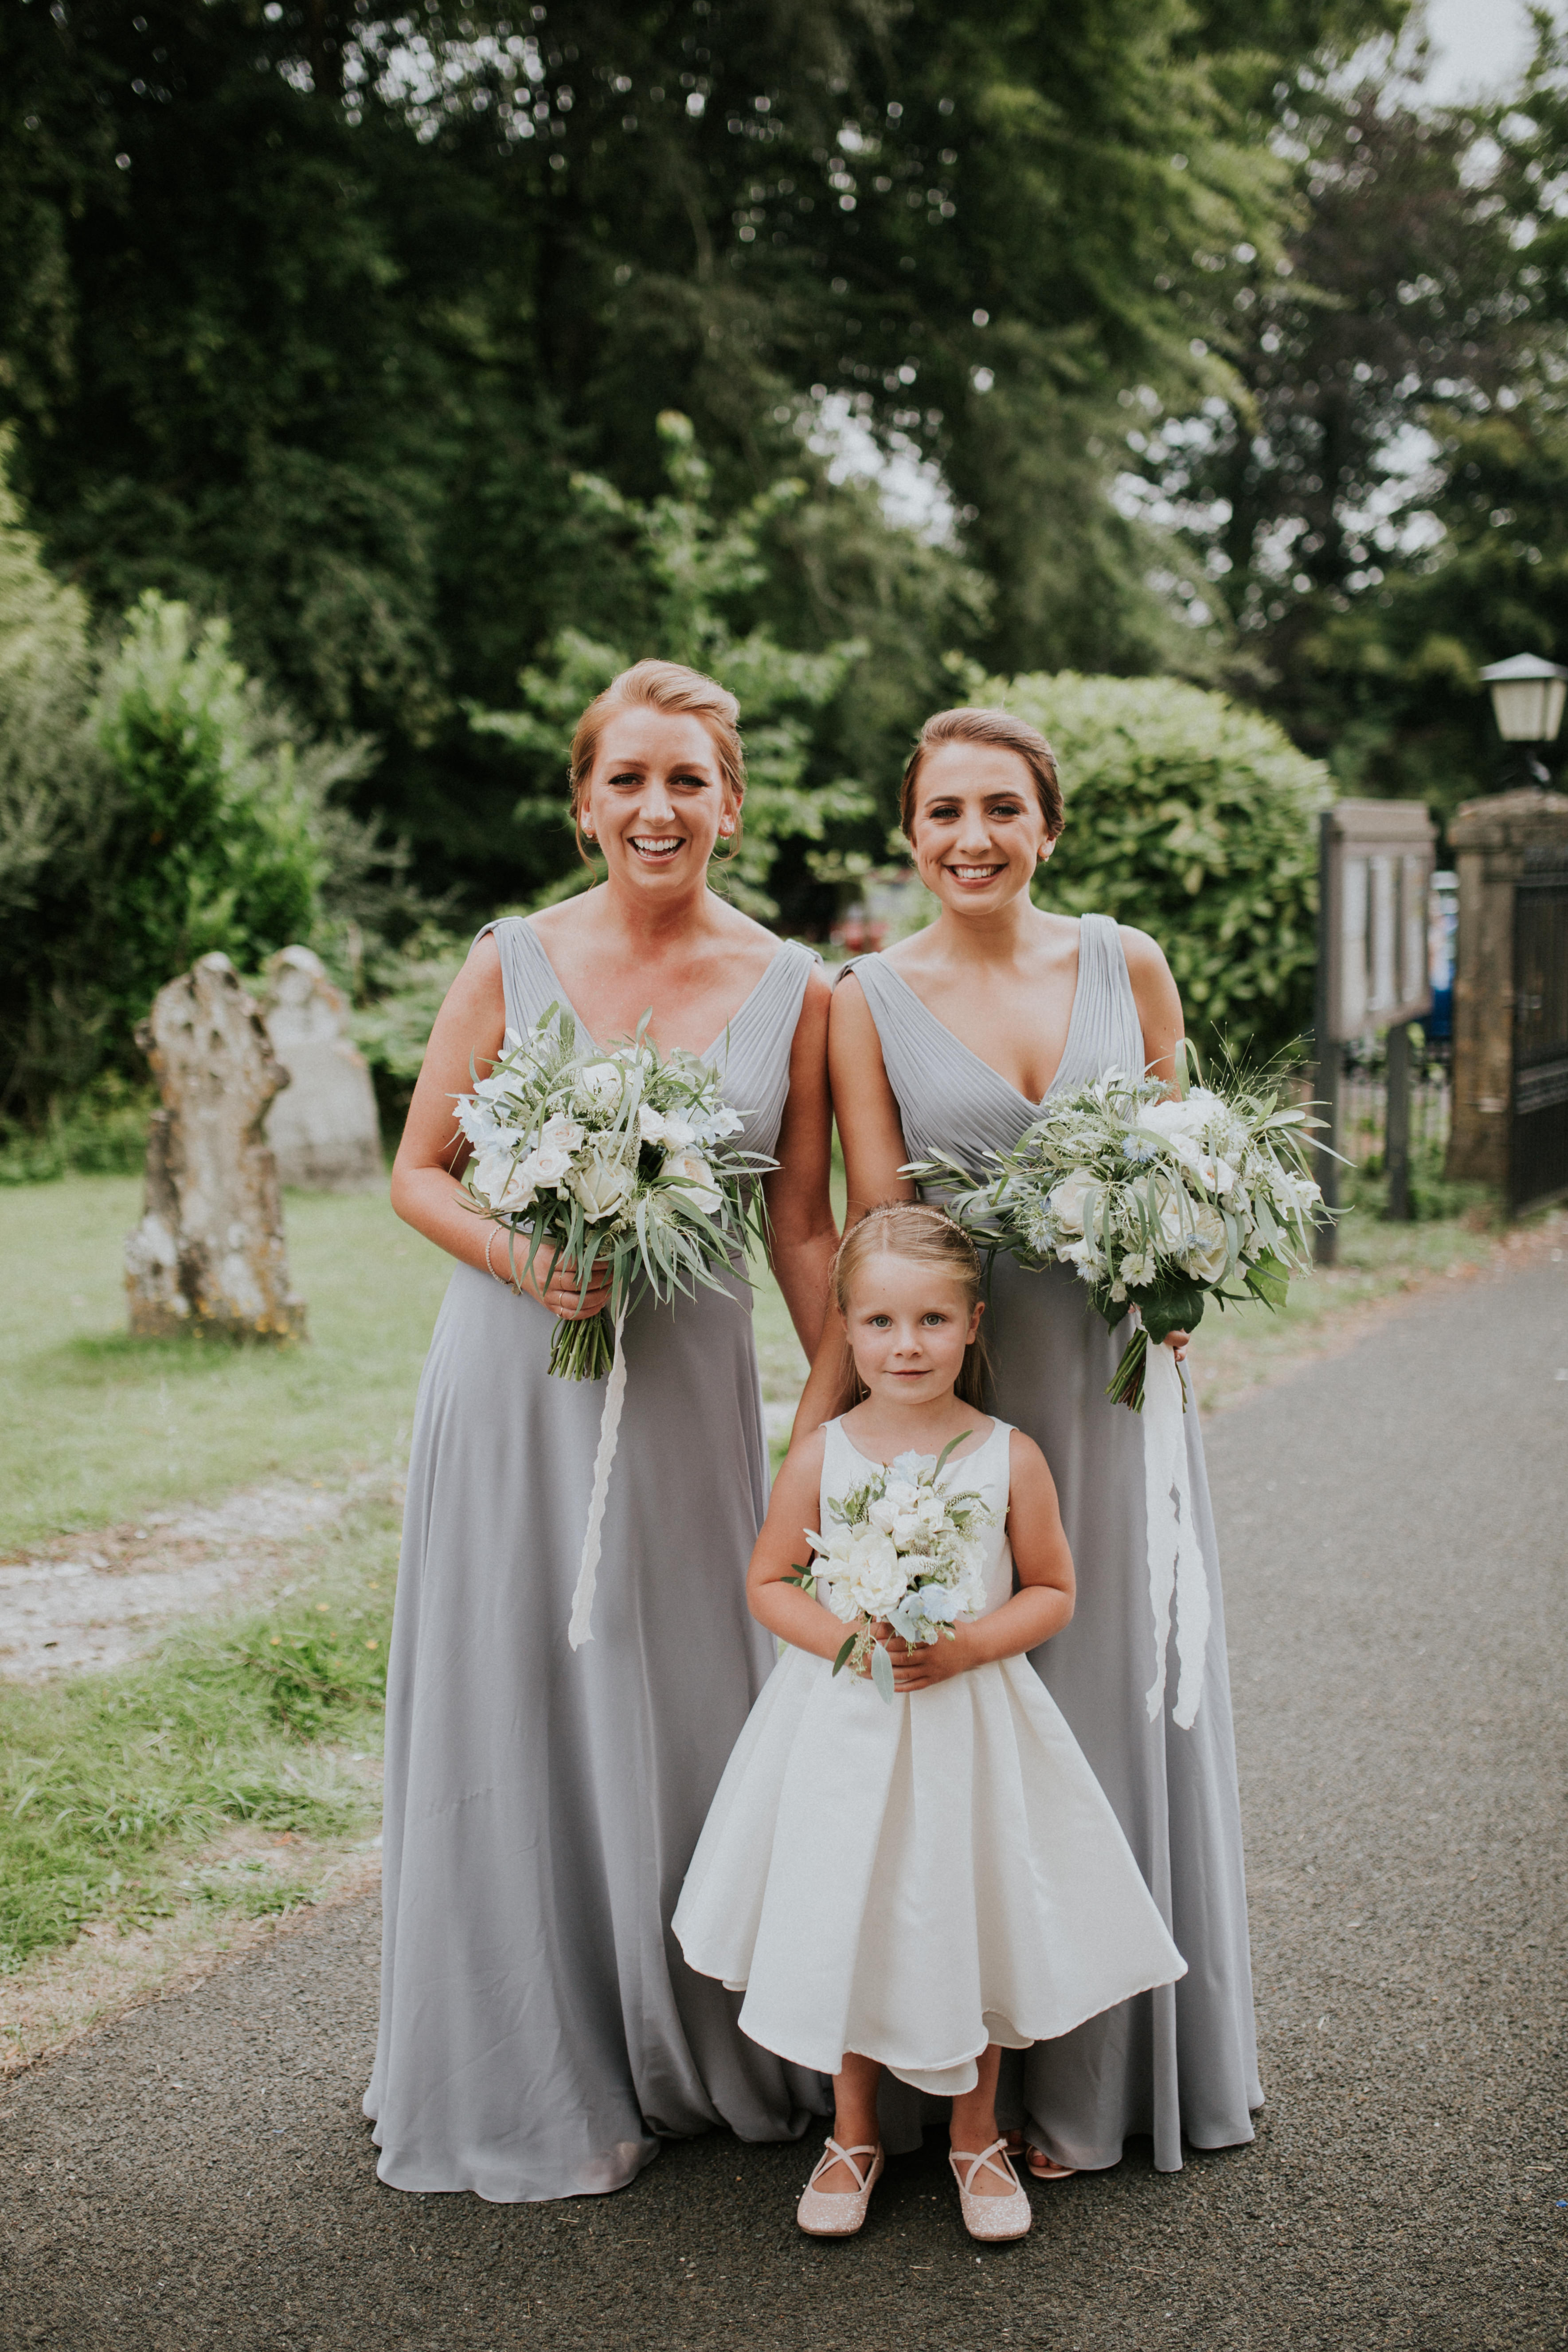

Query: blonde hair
<box><xmin>833</xmin><ymin>1202</ymin><xmax>990</xmax><ymax>1409</ymax></box>
<box><xmin>568</xmin><ymin>658</ymin><xmax>745</xmax><ymax>867</ymax></box>
<box><xmin>900</xmin><ymin>705</ymin><xmax>1064</xmax><ymax>841</ymax></box>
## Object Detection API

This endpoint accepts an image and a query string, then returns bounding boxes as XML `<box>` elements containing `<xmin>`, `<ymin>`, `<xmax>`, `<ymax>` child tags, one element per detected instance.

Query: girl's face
<box><xmin>579</xmin><ymin>708</ymin><xmax>740</xmax><ymax>890</ymax></box>
<box><xmin>906</xmin><ymin>741</ymin><xmax>1054</xmax><ymax>914</ymax></box>
<box><xmin>841</xmin><ymin>1253</ymin><xmax>982</xmax><ymax>1407</ymax></box>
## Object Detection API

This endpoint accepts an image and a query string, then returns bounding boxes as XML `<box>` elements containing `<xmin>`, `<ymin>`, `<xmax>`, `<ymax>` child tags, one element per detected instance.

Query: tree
<box><xmin>0</xmin><ymin>0</ymin><xmax>1397</xmax><ymax>916</ymax></box>
<box><xmin>472</xmin><ymin>411</ymin><xmax>874</xmax><ymax>927</ymax></box>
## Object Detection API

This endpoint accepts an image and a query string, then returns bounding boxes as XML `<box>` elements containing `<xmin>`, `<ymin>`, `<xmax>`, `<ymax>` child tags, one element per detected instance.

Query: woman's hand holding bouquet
<box><xmin>455</xmin><ymin>1003</ymin><xmax>775</xmax><ymax>1379</ymax></box>
<box><xmin>453</xmin><ymin>1002</ymin><xmax>775</xmax><ymax>1647</ymax></box>
<box><xmin>906</xmin><ymin>1060</ymin><xmax>1328</xmax><ymax>1412</ymax></box>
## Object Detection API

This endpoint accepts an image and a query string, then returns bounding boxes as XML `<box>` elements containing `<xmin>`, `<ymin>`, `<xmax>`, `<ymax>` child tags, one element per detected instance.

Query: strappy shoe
<box><xmin>1005</xmin><ymin>2129</ymin><xmax>1077</xmax><ymax>2183</ymax></box>
<box><xmin>949</xmin><ymin>2138</ymin><xmax>1033</xmax><ymax>2242</ymax></box>
<box><xmin>796</xmin><ymin>2138</ymin><xmax>884</xmax><ymax>2237</ymax></box>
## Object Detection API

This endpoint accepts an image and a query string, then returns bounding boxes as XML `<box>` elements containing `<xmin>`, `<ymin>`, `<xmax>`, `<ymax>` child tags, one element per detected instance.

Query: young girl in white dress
<box><xmin>674</xmin><ymin>1204</ymin><xmax>1185</xmax><ymax>2243</ymax></box>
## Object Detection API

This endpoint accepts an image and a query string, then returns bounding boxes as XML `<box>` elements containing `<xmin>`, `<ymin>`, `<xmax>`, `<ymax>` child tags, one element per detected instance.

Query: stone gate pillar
<box><xmin>1446</xmin><ymin>787</ymin><xmax>1568</xmax><ymax>1186</ymax></box>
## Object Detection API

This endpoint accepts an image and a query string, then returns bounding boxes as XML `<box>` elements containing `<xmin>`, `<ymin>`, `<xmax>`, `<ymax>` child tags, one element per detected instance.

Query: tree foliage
<box><xmin>0</xmin><ymin>0</ymin><xmax>1391</xmax><ymax>917</ymax></box>
<box><xmin>0</xmin><ymin>441</ymin><xmax>375</xmax><ymax>1128</ymax></box>
<box><xmin>472</xmin><ymin>410</ymin><xmax>874</xmax><ymax>921</ymax></box>
<box><xmin>988</xmin><ymin>670</ymin><xmax>1331</xmax><ymax>1061</ymax></box>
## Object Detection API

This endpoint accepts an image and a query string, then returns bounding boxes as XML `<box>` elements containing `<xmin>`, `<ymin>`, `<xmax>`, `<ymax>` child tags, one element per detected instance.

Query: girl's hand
<box><xmin>864</xmin><ymin>1621</ymin><xmax>977</xmax><ymax>1692</ymax></box>
<box><xmin>1164</xmin><ymin>1329</ymin><xmax>1190</xmax><ymax>1365</ymax></box>
<box><xmin>493</xmin><ymin>1233</ymin><xmax>613</xmax><ymax>1321</ymax></box>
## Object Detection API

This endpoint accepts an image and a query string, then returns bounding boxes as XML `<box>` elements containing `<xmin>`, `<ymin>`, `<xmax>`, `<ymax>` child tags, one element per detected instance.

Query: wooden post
<box><xmin>1314</xmin><ymin>811</ymin><xmax>1340</xmax><ymax>1267</ymax></box>
<box><xmin>1384</xmin><ymin>1021</ymin><xmax>1412</xmax><ymax>1221</ymax></box>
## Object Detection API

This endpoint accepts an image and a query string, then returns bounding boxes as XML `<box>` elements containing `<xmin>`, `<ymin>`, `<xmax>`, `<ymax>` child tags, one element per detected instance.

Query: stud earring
<box><xmin>719</xmin><ymin>819</ymin><xmax>734</xmax><ymax>836</ymax></box>
<box><xmin>583</xmin><ymin>821</ymin><xmax>596</xmax><ymax>839</ymax></box>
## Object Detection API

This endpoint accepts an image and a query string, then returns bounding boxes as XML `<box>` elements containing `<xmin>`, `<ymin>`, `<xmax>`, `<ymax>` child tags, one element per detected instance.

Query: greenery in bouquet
<box><xmin>907</xmin><ymin>1063</ymin><xmax>1328</xmax><ymax>1412</ymax></box>
<box><xmin>455</xmin><ymin>1003</ymin><xmax>775</xmax><ymax>1380</ymax></box>
<box><xmin>788</xmin><ymin>1436</ymin><xmax>997</xmax><ymax>1703</ymax></box>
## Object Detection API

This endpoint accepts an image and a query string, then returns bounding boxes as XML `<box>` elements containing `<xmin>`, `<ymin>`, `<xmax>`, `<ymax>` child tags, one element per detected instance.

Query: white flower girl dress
<box><xmin>674</xmin><ymin>1417</ymin><xmax>1186</xmax><ymax>2094</ymax></box>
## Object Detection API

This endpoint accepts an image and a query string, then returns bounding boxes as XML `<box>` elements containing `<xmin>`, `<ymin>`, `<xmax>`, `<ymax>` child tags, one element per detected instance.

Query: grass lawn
<box><xmin>0</xmin><ymin>1177</ymin><xmax>451</xmax><ymax>1551</ymax></box>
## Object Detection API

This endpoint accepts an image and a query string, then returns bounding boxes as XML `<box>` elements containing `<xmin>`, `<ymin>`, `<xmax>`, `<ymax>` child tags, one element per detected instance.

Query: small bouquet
<box><xmin>788</xmin><ymin>1437</ymin><xmax>997</xmax><ymax>1703</ymax></box>
<box><xmin>905</xmin><ymin>1062</ymin><xmax>1326</xmax><ymax>1413</ymax></box>
<box><xmin>457</xmin><ymin>1006</ymin><xmax>775</xmax><ymax>1381</ymax></box>
<box><xmin>455</xmin><ymin>1003</ymin><xmax>776</xmax><ymax>1646</ymax></box>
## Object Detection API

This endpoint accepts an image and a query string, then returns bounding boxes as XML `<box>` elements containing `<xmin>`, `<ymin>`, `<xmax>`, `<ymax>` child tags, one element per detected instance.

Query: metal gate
<box><xmin>1511</xmin><ymin>849</ymin><xmax>1568</xmax><ymax>1214</ymax></box>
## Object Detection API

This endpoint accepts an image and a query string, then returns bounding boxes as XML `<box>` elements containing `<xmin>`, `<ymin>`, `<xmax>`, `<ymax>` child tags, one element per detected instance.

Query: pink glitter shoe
<box><xmin>949</xmin><ymin>2138</ymin><xmax>1032</xmax><ymax>2242</ymax></box>
<box><xmin>795</xmin><ymin>2139</ymin><xmax>884</xmax><ymax>2237</ymax></box>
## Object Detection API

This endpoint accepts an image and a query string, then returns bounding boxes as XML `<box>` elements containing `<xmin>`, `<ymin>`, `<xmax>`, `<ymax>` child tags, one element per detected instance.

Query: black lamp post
<box><xmin>1479</xmin><ymin>653</ymin><xmax>1568</xmax><ymax>787</ymax></box>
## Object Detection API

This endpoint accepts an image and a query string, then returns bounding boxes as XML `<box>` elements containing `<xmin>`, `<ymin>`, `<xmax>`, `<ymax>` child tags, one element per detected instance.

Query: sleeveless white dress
<box><xmin>673</xmin><ymin>1416</ymin><xmax>1185</xmax><ymax>2095</ymax></box>
<box><xmin>365</xmin><ymin>918</ymin><xmax>825</xmax><ymax>2202</ymax></box>
<box><xmin>848</xmin><ymin>917</ymin><xmax>1262</xmax><ymax>2172</ymax></box>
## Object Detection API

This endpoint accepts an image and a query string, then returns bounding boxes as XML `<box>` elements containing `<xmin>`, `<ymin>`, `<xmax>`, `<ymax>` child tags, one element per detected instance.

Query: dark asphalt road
<box><xmin>3</xmin><ymin>1259</ymin><xmax>1565</xmax><ymax>2352</ymax></box>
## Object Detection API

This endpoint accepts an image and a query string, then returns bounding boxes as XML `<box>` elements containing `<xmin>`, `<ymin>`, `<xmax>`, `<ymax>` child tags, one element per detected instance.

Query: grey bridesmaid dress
<box><xmin>849</xmin><ymin>915</ymin><xmax>1262</xmax><ymax>2174</ymax></box>
<box><xmin>365</xmin><ymin>917</ymin><xmax>824</xmax><ymax>2202</ymax></box>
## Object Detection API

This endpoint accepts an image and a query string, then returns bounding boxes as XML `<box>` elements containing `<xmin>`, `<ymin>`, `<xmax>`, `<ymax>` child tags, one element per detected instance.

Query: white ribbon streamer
<box><xmin>567</xmin><ymin>1303</ymin><xmax>630</xmax><ymax>1651</ymax></box>
<box><xmin>1141</xmin><ymin>1334</ymin><xmax>1210</xmax><ymax>1731</ymax></box>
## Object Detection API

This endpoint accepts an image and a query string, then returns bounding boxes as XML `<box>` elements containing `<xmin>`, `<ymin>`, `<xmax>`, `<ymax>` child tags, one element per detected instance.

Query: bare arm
<box><xmin>887</xmin><ymin>1430</ymin><xmax>1075</xmax><ymax>1691</ymax></box>
<box><xmin>387</xmin><ymin>933</ymin><xmax>610</xmax><ymax>1319</ymax></box>
<box><xmin>746</xmin><ymin>1430</ymin><xmax>849</xmax><ymax>1662</ymax></box>
<box><xmin>1121</xmin><ymin>925</ymin><xmax>1186</xmax><ymax>1088</ymax></box>
<box><xmin>788</xmin><ymin>971</ymin><xmax>914</xmax><ymax>1444</ymax></box>
<box><xmin>760</xmin><ymin>966</ymin><xmax>838</xmax><ymax>1359</ymax></box>
<box><xmin>1120</xmin><ymin>926</ymin><xmax>1197</xmax><ymax>1357</ymax></box>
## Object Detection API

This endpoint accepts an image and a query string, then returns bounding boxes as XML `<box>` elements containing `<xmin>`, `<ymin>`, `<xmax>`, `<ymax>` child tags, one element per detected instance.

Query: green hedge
<box><xmin>983</xmin><ymin>671</ymin><xmax>1331</xmax><ymax>1064</ymax></box>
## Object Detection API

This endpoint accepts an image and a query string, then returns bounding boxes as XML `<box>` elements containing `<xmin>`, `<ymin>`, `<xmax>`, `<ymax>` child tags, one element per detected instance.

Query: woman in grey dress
<box><xmin>366</xmin><ymin>660</ymin><xmax>836</xmax><ymax>2202</ymax></box>
<box><xmin>815</xmin><ymin>704</ymin><xmax>1261</xmax><ymax>2178</ymax></box>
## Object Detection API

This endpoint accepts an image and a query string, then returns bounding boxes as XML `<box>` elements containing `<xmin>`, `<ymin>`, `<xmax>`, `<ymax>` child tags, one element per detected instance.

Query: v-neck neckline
<box><xmin>873</xmin><ymin>928</ymin><xmax>1091</xmax><ymax>1114</ymax></box>
<box><xmin>518</xmin><ymin>918</ymin><xmax>787</xmax><ymax>1061</ymax></box>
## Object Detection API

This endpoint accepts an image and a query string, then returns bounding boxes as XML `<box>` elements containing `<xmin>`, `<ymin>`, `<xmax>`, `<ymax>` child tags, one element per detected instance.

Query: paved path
<box><xmin>3</xmin><ymin>1261</ymin><xmax>1565</xmax><ymax>2352</ymax></box>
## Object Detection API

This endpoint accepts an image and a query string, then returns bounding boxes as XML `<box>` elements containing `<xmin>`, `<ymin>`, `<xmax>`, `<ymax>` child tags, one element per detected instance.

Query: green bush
<box><xmin>981</xmin><ymin>671</ymin><xmax>1332</xmax><ymax>1063</ymax></box>
<box><xmin>93</xmin><ymin>593</ymin><xmax>329</xmax><ymax>1045</ymax></box>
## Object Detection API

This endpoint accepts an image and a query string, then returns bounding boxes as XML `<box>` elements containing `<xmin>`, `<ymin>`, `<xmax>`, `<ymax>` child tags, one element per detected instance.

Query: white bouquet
<box><xmin>905</xmin><ymin>1062</ymin><xmax>1326</xmax><ymax>1413</ymax></box>
<box><xmin>457</xmin><ymin>1004</ymin><xmax>775</xmax><ymax>1381</ymax></box>
<box><xmin>788</xmin><ymin>1437</ymin><xmax>997</xmax><ymax>1703</ymax></box>
<box><xmin>455</xmin><ymin>1002</ymin><xmax>775</xmax><ymax>1647</ymax></box>
<box><xmin>906</xmin><ymin>1062</ymin><xmax>1329</xmax><ymax>1731</ymax></box>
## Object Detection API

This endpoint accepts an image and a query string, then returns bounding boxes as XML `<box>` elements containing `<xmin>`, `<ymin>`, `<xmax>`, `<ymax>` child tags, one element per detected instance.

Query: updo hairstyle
<box><xmin>832</xmin><ymin>1201</ymin><xmax>990</xmax><ymax>1409</ymax></box>
<box><xmin>899</xmin><ymin>705</ymin><xmax>1064</xmax><ymax>843</ymax></box>
<box><xmin>568</xmin><ymin>658</ymin><xmax>746</xmax><ymax>867</ymax></box>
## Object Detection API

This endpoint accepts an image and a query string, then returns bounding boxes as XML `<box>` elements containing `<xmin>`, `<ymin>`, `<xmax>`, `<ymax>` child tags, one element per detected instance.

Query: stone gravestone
<box><xmin>125</xmin><ymin>954</ymin><xmax>307</xmax><ymax>1340</ymax></box>
<box><xmin>261</xmin><ymin>945</ymin><xmax>383</xmax><ymax>1192</ymax></box>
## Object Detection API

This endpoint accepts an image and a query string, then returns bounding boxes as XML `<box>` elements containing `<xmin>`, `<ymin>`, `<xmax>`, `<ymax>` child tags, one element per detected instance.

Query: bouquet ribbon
<box><xmin>567</xmin><ymin>1303</ymin><xmax>630</xmax><ymax>1650</ymax></box>
<box><xmin>1141</xmin><ymin>1327</ymin><xmax>1209</xmax><ymax>1730</ymax></box>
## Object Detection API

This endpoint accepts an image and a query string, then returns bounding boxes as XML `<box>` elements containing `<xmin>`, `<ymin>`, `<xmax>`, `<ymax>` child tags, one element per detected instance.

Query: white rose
<box><xmin>882</xmin><ymin>1475</ymin><xmax>921</xmax><ymax>1513</ymax></box>
<box><xmin>1046</xmin><ymin>1166</ymin><xmax>1099</xmax><ymax>1236</ymax></box>
<box><xmin>664</xmin><ymin>1151</ymin><xmax>723</xmax><ymax>1213</ymax></box>
<box><xmin>1136</xmin><ymin>1096</ymin><xmax>1208</xmax><ymax>1146</ymax></box>
<box><xmin>540</xmin><ymin>1112</ymin><xmax>586</xmax><ymax>1153</ymax></box>
<box><xmin>891</xmin><ymin>1509</ymin><xmax>927</xmax><ymax>1547</ymax></box>
<box><xmin>823</xmin><ymin>1579</ymin><xmax>861</xmax><ymax>1624</ymax></box>
<box><xmin>866</xmin><ymin>1495</ymin><xmax>899</xmax><ymax>1534</ymax></box>
<box><xmin>473</xmin><ymin>1148</ymin><xmax>538</xmax><ymax>1213</ymax></box>
<box><xmin>567</xmin><ymin>1144</ymin><xmax>636</xmax><ymax>1221</ymax></box>
<box><xmin>574</xmin><ymin>1063</ymin><xmax>624</xmax><ymax>1116</ymax></box>
<box><xmin>532</xmin><ymin>1141</ymin><xmax>574</xmax><ymax>1185</ymax></box>
<box><xmin>638</xmin><ymin>1104</ymin><xmax>695</xmax><ymax>1148</ymax></box>
<box><xmin>1178</xmin><ymin>1200</ymin><xmax>1230</xmax><ymax>1283</ymax></box>
<box><xmin>848</xmin><ymin>1532</ymin><xmax>907</xmax><ymax>1617</ymax></box>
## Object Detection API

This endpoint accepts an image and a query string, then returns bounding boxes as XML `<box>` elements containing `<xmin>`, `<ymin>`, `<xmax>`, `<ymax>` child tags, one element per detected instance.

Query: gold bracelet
<box><xmin>484</xmin><ymin>1226</ymin><xmax>513</xmax><ymax>1289</ymax></box>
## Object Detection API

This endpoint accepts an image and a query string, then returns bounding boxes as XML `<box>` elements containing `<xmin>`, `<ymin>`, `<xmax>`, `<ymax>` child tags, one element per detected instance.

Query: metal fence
<box><xmin>1332</xmin><ymin>1037</ymin><xmax>1453</xmax><ymax>1185</ymax></box>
